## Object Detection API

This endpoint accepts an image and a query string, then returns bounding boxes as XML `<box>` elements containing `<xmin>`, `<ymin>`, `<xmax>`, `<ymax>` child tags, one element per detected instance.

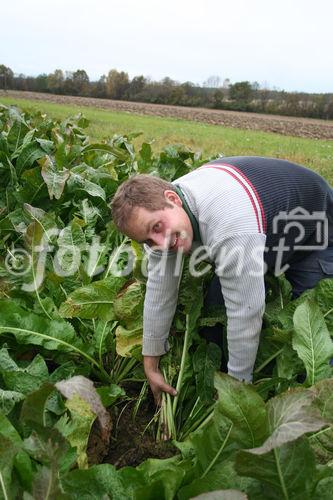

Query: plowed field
<box><xmin>1</xmin><ymin>89</ymin><xmax>333</xmax><ymax>140</ymax></box>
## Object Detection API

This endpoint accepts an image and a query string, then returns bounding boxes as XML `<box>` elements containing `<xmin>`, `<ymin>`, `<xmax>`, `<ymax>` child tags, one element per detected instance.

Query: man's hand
<box><xmin>143</xmin><ymin>355</ymin><xmax>177</xmax><ymax>405</ymax></box>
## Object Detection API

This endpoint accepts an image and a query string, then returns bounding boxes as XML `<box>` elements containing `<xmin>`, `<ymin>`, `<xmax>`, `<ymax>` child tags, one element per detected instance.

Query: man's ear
<box><xmin>164</xmin><ymin>190</ymin><xmax>182</xmax><ymax>207</ymax></box>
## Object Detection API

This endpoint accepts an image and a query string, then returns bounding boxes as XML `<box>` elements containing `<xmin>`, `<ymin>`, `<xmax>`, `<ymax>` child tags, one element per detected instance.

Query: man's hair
<box><xmin>110</xmin><ymin>174</ymin><xmax>175</xmax><ymax>232</ymax></box>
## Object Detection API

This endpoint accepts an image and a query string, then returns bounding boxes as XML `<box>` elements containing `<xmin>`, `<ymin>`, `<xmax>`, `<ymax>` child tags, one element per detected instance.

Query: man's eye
<box><xmin>153</xmin><ymin>222</ymin><xmax>162</xmax><ymax>232</ymax></box>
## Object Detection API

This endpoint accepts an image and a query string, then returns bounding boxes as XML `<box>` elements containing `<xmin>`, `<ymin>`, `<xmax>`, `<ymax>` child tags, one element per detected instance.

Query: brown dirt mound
<box><xmin>2</xmin><ymin>90</ymin><xmax>333</xmax><ymax>140</ymax></box>
<box><xmin>88</xmin><ymin>384</ymin><xmax>177</xmax><ymax>468</ymax></box>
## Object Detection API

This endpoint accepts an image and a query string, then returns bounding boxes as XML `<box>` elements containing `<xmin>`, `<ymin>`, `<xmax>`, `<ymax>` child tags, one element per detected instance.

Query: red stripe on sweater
<box><xmin>220</xmin><ymin>163</ymin><xmax>267</xmax><ymax>232</ymax></box>
<box><xmin>202</xmin><ymin>164</ymin><xmax>265</xmax><ymax>233</ymax></box>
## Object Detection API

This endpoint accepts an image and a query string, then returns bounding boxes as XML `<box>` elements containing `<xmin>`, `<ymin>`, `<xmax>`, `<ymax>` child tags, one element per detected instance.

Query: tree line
<box><xmin>1</xmin><ymin>64</ymin><xmax>333</xmax><ymax>120</ymax></box>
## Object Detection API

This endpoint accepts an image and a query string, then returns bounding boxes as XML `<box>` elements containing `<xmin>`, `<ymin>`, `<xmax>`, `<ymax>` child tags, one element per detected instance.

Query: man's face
<box><xmin>125</xmin><ymin>190</ymin><xmax>193</xmax><ymax>253</ymax></box>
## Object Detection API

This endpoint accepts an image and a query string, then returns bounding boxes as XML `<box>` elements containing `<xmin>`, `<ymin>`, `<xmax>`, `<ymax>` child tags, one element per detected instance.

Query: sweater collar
<box><xmin>174</xmin><ymin>185</ymin><xmax>202</xmax><ymax>244</ymax></box>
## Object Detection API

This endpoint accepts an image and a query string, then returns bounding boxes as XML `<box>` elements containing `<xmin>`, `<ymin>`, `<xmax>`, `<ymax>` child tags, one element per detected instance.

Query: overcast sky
<box><xmin>1</xmin><ymin>0</ymin><xmax>332</xmax><ymax>93</ymax></box>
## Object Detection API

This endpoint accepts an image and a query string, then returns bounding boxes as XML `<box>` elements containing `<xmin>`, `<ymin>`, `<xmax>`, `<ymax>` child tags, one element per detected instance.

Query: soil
<box><xmin>1</xmin><ymin>90</ymin><xmax>333</xmax><ymax>140</ymax></box>
<box><xmin>87</xmin><ymin>384</ymin><xmax>177</xmax><ymax>468</ymax></box>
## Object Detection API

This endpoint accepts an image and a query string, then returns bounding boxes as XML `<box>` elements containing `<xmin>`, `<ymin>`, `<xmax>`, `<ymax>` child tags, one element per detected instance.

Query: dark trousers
<box><xmin>200</xmin><ymin>246</ymin><xmax>333</xmax><ymax>366</ymax></box>
<box><xmin>285</xmin><ymin>246</ymin><xmax>333</xmax><ymax>297</ymax></box>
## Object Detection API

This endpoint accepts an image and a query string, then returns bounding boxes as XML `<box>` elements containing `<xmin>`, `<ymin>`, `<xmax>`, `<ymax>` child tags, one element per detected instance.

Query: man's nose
<box><xmin>151</xmin><ymin>233</ymin><xmax>168</xmax><ymax>249</ymax></box>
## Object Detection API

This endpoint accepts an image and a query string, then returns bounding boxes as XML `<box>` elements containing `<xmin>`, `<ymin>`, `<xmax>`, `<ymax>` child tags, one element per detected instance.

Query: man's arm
<box><xmin>142</xmin><ymin>246</ymin><xmax>181</xmax><ymax>402</ymax></box>
<box><xmin>212</xmin><ymin>233</ymin><xmax>267</xmax><ymax>382</ymax></box>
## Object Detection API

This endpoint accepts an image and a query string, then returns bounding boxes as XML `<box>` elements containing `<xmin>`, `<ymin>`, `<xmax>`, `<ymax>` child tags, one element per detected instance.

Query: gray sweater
<box><xmin>142</xmin><ymin>157</ymin><xmax>333</xmax><ymax>382</ymax></box>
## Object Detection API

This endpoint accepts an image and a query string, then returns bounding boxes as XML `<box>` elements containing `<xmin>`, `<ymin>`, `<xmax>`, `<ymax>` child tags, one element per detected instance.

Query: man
<box><xmin>111</xmin><ymin>156</ymin><xmax>333</xmax><ymax>402</ymax></box>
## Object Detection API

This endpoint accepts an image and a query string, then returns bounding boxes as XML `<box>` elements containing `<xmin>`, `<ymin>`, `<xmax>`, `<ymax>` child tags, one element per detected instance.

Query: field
<box><xmin>1</xmin><ymin>90</ymin><xmax>333</xmax><ymax>182</ymax></box>
<box><xmin>0</xmin><ymin>95</ymin><xmax>333</xmax><ymax>499</ymax></box>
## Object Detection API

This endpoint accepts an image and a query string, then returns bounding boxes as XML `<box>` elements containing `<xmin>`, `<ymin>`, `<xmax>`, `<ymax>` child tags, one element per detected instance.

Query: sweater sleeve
<box><xmin>211</xmin><ymin>233</ymin><xmax>267</xmax><ymax>382</ymax></box>
<box><xmin>142</xmin><ymin>246</ymin><xmax>182</xmax><ymax>356</ymax></box>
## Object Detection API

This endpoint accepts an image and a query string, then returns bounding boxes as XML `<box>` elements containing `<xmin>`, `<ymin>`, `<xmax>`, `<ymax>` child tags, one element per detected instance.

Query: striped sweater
<box><xmin>142</xmin><ymin>157</ymin><xmax>333</xmax><ymax>381</ymax></box>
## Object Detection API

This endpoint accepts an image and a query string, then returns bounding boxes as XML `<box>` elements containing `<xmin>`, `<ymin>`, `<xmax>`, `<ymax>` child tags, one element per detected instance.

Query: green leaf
<box><xmin>15</xmin><ymin>141</ymin><xmax>46</xmax><ymax>175</ymax></box>
<box><xmin>25</xmin><ymin>354</ymin><xmax>49</xmax><ymax>379</ymax></box>
<box><xmin>61</xmin><ymin>463</ymin><xmax>126</xmax><ymax>499</ymax></box>
<box><xmin>0</xmin><ymin>207</ymin><xmax>28</xmax><ymax>233</ymax></box>
<box><xmin>0</xmin><ymin>387</ymin><xmax>25</xmax><ymax>414</ymax></box>
<box><xmin>309</xmin><ymin>379</ymin><xmax>333</xmax><ymax>463</ymax></box>
<box><xmin>55</xmin><ymin>221</ymin><xmax>86</xmax><ymax>276</ymax></box>
<box><xmin>0</xmin><ymin>350</ymin><xmax>49</xmax><ymax>395</ymax></box>
<box><xmin>193</xmin><ymin>343</ymin><xmax>221</xmax><ymax>404</ymax></box>
<box><xmin>113</xmin><ymin>280</ymin><xmax>144</xmax><ymax>326</ymax></box>
<box><xmin>292</xmin><ymin>300</ymin><xmax>333</xmax><ymax>386</ymax></box>
<box><xmin>59</xmin><ymin>276</ymin><xmax>126</xmax><ymax>320</ymax></box>
<box><xmin>40</xmin><ymin>155</ymin><xmax>70</xmax><ymax>200</ymax></box>
<box><xmin>7</xmin><ymin>119</ymin><xmax>29</xmax><ymax>153</ymax></box>
<box><xmin>91</xmin><ymin>320</ymin><xmax>115</xmax><ymax>358</ymax></box>
<box><xmin>77</xmin><ymin>115</ymin><xmax>89</xmax><ymax>129</ymax></box>
<box><xmin>276</xmin><ymin>344</ymin><xmax>304</xmax><ymax>380</ymax></box>
<box><xmin>0</xmin><ymin>347</ymin><xmax>19</xmax><ymax>371</ymax></box>
<box><xmin>55</xmin><ymin>376</ymin><xmax>111</xmax><ymax>444</ymax></box>
<box><xmin>23</xmin><ymin>427</ymin><xmax>71</xmax><ymax>468</ymax></box>
<box><xmin>136</xmin><ymin>457</ymin><xmax>186</xmax><ymax>500</ymax></box>
<box><xmin>175</xmin><ymin>376</ymin><xmax>264</xmax><ymax>477</ymax></box>
<box><xmin>190</xmin><ymin>490</ymin><xmax>248</xmax><ymax>500</ymax></box>
<box><xmin>67</xmin><ymin>172</ymin><xmax>106</xmax><ymax>201</ymax></box>
<box><xmin>49</xmin><ymin>361</ymin><xmax>78</xmax><ymax>383</ymax></box>
<box><xmin>28</xmin><ymin>465</ymin><xmax>65</xmax><ymax>500</ymax></box>
<box><xmin>174</xmin><ymin>408</ymin><xmax>230</xmax><ymax>474</ymax></box>
<box><xmin>311</xmin><ymin>278</ymin><xmax>333</xmax><ymax>333</ymax></box>
<box><xmin>115</xmin><ymin>323</ymin><xmax>142</xmax><ymax>357</ymax></box>
<box><xmin>20</xmin><ymin>166</ymin><xmax>45</xmax><ymax>198</ymax></box>
<box><xmin>96</xmin><ymin>384</ymin><xmax>125</xmax><ymax>407</ymax></box>
<box><xmin>0</xmin><ymin>301</ymin><xmax>97</xmax><ymax>368</ymax></box>
<box><xmin>264</xmin><ymin>275</ymin><xmax>293</xmax><ymax>325</ymax></box>
<box><xmin>82</xmin><ymin>143</ymin><xmax>118</xmax><ymax>155</ymax></box>
<box><xmin>2</xmin><ymin>371</ymin><xmax>46</xmax><ymax>395</ymax></box>
<box><xmin>236</xmin><ymin>438</ymin><xmax>316</xmax><ymax>499</ymax></box>
<box><xmin>36</xmin><ymin>138</ymin><xmax>54</xmax><ymax>154</ymax></box>
<box><xmin>23</xmin><ymin>427</ymin><xmax>72</xmax><ymax>498</ymax></box>
<box><xmin>23</xmin><ymin>203</ymin><xmax>58</xmax><ymax>235</ymax></box>
<box><xmin>249</xmin><ymin>388</ymin><xmax>327</xmax><ymax>455</ymax></box>
<box><xmin>55</xmin><ymin>395</ymin><xmax>96</xmax><ymax>469</ymax></box>
<box><xmin>177</xmin><ymin>457</ymin><xmax>259</xmax><ymax>500</ymax></box>
<box><xmin>20</xmin><ymin>383</ymin><xmax>55</xmax><ymax>427</ymax></box>
<box><xmin>312</xmin><ymin>472</ymin><xmax>333</xmax><ymax>500</ymax></box>
<box><xmin>139</xmin><ymin>142</ymin><xmax>153</xmax><ymax>163</ymax></box>
<box><xmin>214</xmin><ymin>373</ymin><xmax>269</xmax><ymax>448</ymax></box>
<box><xmin>57</xmin><ymin>221</ymin><xmax>86</xmax><ymax>249</ymax></box>
<box><xmin>0</xmin><ymin>413</ymin><xmax>33</xmax><ymax>491</ymax></box>
<box><xmin>0</xmin><ymin>435</ymin><xmax>20</xmax><ymax>500</ymax></box>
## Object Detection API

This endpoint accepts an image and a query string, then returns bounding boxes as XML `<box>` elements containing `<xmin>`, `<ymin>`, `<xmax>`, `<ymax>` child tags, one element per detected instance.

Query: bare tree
<box><xmin>203</xmin><ymin>75</ymin><xmax>222</xmax><ymax>88</ymax></box>
<box><xmin>0</xmin><ymin>64</ymin><xmax>14</xmax><ymax>90</ymax></box>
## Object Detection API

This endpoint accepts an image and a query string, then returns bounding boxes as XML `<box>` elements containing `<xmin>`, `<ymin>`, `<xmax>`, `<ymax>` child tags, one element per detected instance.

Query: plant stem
<box><xmin>180</xmin><ymin>404</ymin><xmax>215</xmax><ymax>440</ymax></box>
<box><xmin>172</xmin><ymin>314</ymin><xmax>191</xmax><ymax>418</ymax></box>
<box><xmin>114</xmin><ymin>357</ymin><xmax>138</xmax><ymax>383</ymax></box>
<box><xmin>166</xmin><ymin>391</ymin><xmax>176</xmax><ymax>439</ymax></box>
<box><xmin>195</xmin><ymin>407</ymin><xmax>215</xmax><ymax>432</ymax></box>
<box><xmin>157</xmin><ymin>392</ymin><xmax>169</xmax><ymax>441</ymax></box>
<box><xmin>104</xmin><ymin>237</ymin><xmax>129</xmax><ymax>278</ymax></box>
<box><xmin>324</xmin><ymin>307</ymin><xmax>333</xmax><ymax>318</ymax></box>
<box><xmin>132</xmin><ymin>381</ymin><xmax>148</xmax><ymax>421</ymax></box>
<box><xmin>274</xmin><ymin>447</ymin><xmax>289</xmax><ymax>499</ymax></box>
<box><xmin>309</xmin><ymin>426</ymin><xmax>331</xmax><ymax>440</ymax></box>
<box><xmin>254</xmin><ymin>347</ymin><xmax>284</xmax><ymax>374</ymax></box>
<box><xmin>201</xmin><ymin>423</ymin><xmax>233</xmax><ymax>478</ymax></box>
<box><xmin>0</xmin><ymin>472</ymin><xmax>9</xmax><ymax>500</ymax></box>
